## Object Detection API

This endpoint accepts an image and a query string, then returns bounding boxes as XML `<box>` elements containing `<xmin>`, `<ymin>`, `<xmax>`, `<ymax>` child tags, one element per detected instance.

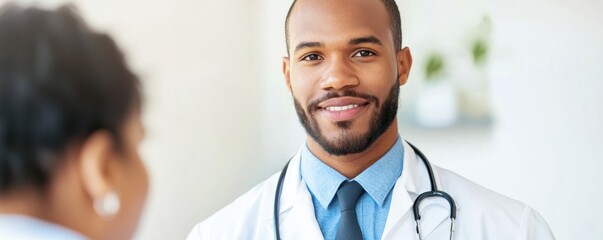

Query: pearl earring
<box><xmin>94</xmin><ymin>191</ymin><xmax>120</xmax><ymax>218</ymax></box>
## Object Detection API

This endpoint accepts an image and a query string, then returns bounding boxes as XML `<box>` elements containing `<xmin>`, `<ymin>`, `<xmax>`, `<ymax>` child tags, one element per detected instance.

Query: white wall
<box><xmin>2</xmin><ymin>0</ymin><xmax>602</xmax><ymax>239</ymax></box>
<box><xmin>485</xmin><ymin>1</ymin><xmax>603</xmax><ymax>238</ymax></box>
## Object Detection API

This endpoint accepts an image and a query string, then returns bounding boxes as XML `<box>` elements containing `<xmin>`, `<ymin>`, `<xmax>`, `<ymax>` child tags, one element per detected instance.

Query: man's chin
<box><xmin>315</xmin><ymin>130</ymin><xmax>368</xmax><ymax>156</ymax></box>
<box><xmin>319</xmin><ymin>119</ymin><xmax>366</xmax><ymax>133</ymax></box>
<box><xmin>325</xmin><ymin>126</ymin><xmax>363</xmax><ymax>135</ymax></box>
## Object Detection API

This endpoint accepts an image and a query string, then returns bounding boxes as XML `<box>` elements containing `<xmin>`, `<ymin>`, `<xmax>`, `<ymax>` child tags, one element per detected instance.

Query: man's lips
<box><xmin>316</xmin><ymin>97</ymin><xmax>370</xmax><ymax>121</ymax></box>
<box><xmin>317</xmin><ymin>97</ymin><xmax>369</xmax><ymax>110</ymax></box>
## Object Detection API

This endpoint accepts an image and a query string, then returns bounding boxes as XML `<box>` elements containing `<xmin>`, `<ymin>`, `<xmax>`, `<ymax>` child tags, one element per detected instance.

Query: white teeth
<box><xmin>326</xmin><ymin>104</ymin><xmax>359</xmax><ymax>112</ymax></box>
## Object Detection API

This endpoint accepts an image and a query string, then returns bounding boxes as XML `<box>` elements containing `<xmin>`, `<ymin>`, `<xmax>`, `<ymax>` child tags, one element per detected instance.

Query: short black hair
<box><xmin>0</xmin><ymin>4</ymin><xmax>140</xmax><ymax>193</ymax></box>
<box><xmin>284</xmin><ymin>0</ymin><xmax>402</xmax><ymax>54</ymax></box>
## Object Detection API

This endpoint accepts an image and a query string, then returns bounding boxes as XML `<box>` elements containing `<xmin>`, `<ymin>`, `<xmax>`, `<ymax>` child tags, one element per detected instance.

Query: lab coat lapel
<box><xmin>274</xmin><ymin>150</ymin><xmax>324</xmax><ymax>240</ymax></box>
<box><xmin>381</xmin><ymin>141</ymin><xmax>450</xmax><ymax>239</ymax></box>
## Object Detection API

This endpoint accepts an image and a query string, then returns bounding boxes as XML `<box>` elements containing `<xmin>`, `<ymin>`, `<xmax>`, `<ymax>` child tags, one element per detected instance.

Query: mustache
<box><xmin>307</xmin><ymin>90</ymin><xmax>379</xmax><ymax>112</ymax></box>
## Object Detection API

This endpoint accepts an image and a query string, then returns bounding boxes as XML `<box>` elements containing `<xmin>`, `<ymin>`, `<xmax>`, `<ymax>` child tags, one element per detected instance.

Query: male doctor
<box><xmin>187</xmin><ymin>0</ymin><xmax>555</xmax><ymax>239</ymax></box>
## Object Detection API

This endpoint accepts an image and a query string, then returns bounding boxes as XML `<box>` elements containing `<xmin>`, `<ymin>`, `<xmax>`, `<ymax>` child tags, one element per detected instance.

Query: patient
<box><xmin>0</xmin><ymin>3</ymin><xmax>148</xmax><ymax>240</ymax></box>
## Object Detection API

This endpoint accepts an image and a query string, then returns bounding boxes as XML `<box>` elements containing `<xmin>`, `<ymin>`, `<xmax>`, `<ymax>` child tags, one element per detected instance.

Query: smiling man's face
<box><xmin>283</xmin><ymin>0</ymin><xmax>412</xmax><ymax>156</ymax></box>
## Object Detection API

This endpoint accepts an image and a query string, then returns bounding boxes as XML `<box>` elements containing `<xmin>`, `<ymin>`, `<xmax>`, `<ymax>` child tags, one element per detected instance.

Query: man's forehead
<box><xmin>288</xmin><ymin>0</ymin><xmax>392</xmax><ymax>47</ymax></box>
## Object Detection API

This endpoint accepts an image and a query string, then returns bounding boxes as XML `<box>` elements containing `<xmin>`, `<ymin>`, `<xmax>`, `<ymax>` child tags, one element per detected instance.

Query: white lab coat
<box><xmin>187</xmin><ymin>141</ymin><xmax>555</xmax><ymax>240</ymax></box>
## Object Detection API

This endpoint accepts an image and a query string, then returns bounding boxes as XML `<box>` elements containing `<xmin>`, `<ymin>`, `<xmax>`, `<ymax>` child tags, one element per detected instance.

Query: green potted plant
<box><xmin>415</xmin><ymin>53</ymin><xmax>459</xmax><ymax>127</ymax></box>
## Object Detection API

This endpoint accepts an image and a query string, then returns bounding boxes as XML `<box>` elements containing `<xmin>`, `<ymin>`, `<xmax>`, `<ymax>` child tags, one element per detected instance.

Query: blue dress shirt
<box><xmin>300</xmin><ymin>137</ymin><xmax>404</xmax><ymax>240</ymax></box>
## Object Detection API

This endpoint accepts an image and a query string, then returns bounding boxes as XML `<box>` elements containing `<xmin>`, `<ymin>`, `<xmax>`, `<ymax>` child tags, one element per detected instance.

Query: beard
<box><xmin>293</xmin><ymin>80</ymin><xmax>399</xmax><ymax>156</ymax></box>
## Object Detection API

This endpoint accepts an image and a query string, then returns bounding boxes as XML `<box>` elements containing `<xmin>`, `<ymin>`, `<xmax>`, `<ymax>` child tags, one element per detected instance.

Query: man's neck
<box><xmin>307</xmin><ymin>123</ymin><xmax>400</xmax><ymax>179</ymax></box>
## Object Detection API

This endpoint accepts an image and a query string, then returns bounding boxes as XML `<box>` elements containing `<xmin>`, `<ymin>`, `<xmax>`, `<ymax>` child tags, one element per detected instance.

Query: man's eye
<box><xmin>354</xmin><ymin>50</ymin><xmax>376</xmax><ymax>57</ymax></box>
<box><xmin>301</xmin><ymin>54</ymin><xmax>323</xmax><ymax>61</ymax></box>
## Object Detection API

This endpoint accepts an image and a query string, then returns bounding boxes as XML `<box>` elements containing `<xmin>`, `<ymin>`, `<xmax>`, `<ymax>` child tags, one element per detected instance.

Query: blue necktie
<box><xmin>335</xmin><ymin>180</ymin><xmax>365</xmax><ymax>240</ymax></box>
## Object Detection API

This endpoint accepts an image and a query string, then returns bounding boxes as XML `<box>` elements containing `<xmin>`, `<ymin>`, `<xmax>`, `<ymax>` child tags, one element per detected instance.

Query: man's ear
<box><xmin>283</xmin><ymin>56</ymin><xmax>292</xmax><ymax>92</ymax></box>
<box><xmin>396</xmin><ymin>47</ymin><xmax>413</xmax><ymax>86</ymax></box>
<box><xmin>79</xmin><ymin>131</ymin><xmax>115</xmax><ymax>203</ymax></box>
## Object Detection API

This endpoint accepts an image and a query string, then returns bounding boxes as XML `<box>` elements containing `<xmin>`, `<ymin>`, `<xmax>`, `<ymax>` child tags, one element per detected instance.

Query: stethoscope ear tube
<box><xmin>413</xmin><ymin>190</ymin><xmax>457</xmax><ymax>240</ymax></box>
<box><xmin>407</xmin><ymin>140</ymin><xmax>457</xmax><ymax>240</ymax></box>
<box><xmin>413</xmin><ymin>190</ymin><xmax>457</xmax><ymax>221</ymax></box>
<box><xmin>274</xmin><ymin>160</ymin><xmax>291</xmax><ymax>240</ymax></box>
<box><xmin>407</xmin><ymin>140</ymin><xmax>457</xmax><ymax>221</ymax></box>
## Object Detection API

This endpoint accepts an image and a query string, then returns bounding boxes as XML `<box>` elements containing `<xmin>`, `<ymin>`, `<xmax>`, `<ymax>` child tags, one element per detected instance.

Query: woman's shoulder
<box><xmin>0</xmin><ymin>214</ymin><xmax>87</xmax><ymax>240</ymax></box>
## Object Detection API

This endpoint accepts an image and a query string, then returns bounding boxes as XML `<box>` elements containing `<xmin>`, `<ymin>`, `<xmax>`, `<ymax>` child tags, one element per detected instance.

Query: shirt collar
<box><xmin>300</xmin><ymin>137</ymin><xmax>404</xmax><ymax>208</ymax></box>
<box><xmin>300</xmin><ymin>144</ymin><xmax>347</xmax><ymax>209</ymax></box>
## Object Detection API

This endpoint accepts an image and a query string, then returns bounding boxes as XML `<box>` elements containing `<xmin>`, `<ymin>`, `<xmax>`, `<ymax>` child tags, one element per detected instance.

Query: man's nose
<box><xmin>319</xmin><ymin>57</ymin><xmax>359</xmax><ymax>91</ymax></box>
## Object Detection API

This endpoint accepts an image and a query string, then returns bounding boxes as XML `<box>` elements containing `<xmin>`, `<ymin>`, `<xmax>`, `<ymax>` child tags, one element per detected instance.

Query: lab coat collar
<box><xmin>273</xmin><ymin>148</ymin><xmax>324</xmax><ymax>239</ymax></box>
<box><xmin>274</xmin><ymin>148</ymin><xmax>302</xmax><ymax>215</ymax></box>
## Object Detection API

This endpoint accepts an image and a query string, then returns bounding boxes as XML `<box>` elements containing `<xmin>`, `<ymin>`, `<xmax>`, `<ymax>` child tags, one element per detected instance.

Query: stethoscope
<box><xmin>273</xmin><ymin>141</ymin><xmax>457</xmax><ymax>240</ymax></box>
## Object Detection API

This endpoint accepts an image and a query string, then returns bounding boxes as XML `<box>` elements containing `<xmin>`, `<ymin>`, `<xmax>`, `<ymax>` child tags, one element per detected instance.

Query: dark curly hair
<box><xmin>0</xmin><ymin>3</ymin><xmax>141</xmax><ymax>193</ymax></box>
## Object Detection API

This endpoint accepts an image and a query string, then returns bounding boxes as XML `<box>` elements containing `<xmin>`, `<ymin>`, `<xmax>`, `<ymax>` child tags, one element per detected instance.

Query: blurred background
<box><xmin>2</xmin><ymin>0</ymin><xmax>602</xmax><ymax>239</ymax></box>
